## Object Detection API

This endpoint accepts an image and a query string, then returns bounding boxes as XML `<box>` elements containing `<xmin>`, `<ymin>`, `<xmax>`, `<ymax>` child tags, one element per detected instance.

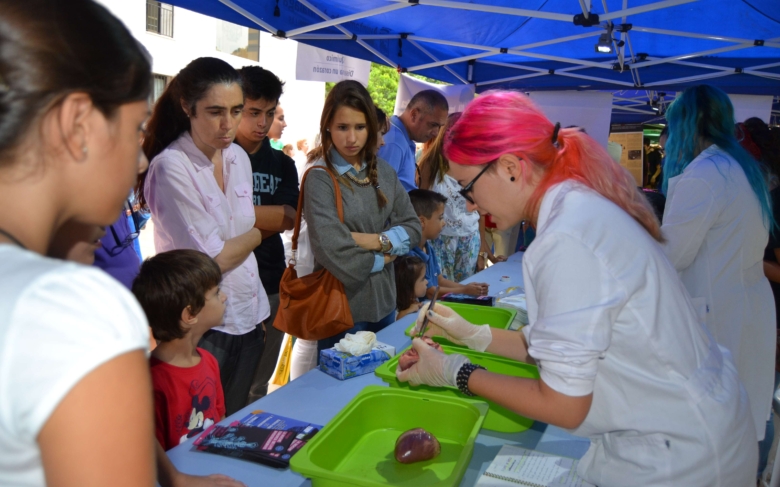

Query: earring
<box><xmin>82</xmin><ymin>146</ymin><xmax>88</xmax><ymax>156</ymax></box>
<box><xmin>510</xmin><ymin>177</ymin><xmax>515</xmax><ymax>182</ymax></box>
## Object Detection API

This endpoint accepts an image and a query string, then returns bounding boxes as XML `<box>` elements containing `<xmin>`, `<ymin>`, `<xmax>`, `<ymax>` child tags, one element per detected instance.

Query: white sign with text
<box><xmin>295</xmin><ymin>43</ymin><xmax>371</xmax><ymax>85</ymax></box>
<box><xmin>394</xmin><ymin>74</ymin><xmax>475</xmax><ymax>116</ymax></box>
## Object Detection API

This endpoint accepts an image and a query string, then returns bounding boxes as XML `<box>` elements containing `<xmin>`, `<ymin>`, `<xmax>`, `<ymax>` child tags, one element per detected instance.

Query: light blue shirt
<box><xmin>377</xmin><ymin>115</ymin><xmax>417</xmax><ymax>192</ymax></box>
<box><xmin>329</xmin><ymin>149</ymin><xmax>411</xmax><ymax>273</ymax></box>
<box><xmin>409</xmin><ymin>241</ymin><xmax>440</xmax><ymax>289</ymax></box>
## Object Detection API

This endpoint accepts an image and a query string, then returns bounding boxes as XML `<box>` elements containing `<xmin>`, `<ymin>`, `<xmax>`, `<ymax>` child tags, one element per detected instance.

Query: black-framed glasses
<box><xmin>106</xmin><ymin>224</ymin><xmax>139</xmax><ymax>256</ymax></box>
<box><xmin>105</xmin><ymin>199</ymin><xmax>145</xmax><ymax>256</ymax></box>
<box><xmin>458</xmin><ymin>164</ymin><xmax>492</xmax><ymax>205</ymax></box>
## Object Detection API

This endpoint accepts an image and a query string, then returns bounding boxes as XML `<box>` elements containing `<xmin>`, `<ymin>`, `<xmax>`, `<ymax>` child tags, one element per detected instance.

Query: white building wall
<box><xmin>97</xmin><ymin>0</ymin><xmax>323</xmax><ymax>152</ymax></box>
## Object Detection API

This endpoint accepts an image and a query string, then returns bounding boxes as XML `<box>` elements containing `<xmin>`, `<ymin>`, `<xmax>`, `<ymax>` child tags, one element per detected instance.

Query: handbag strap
<box><xmin>291</xmin><ymin>166</ymin><xmax>344</xmax><ymax>252</ymax></box>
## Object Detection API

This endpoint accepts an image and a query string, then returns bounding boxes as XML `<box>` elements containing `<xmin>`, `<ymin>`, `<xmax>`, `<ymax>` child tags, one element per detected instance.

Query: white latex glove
<box><xmin>412</xmin><ymin>302</ymin><xmax>493</xmax><ymax>352</ymax></box>
<box><xmin>396</xmin><ymin>338</ymin><xmax>471</xmax><ymax>387</ymax></box>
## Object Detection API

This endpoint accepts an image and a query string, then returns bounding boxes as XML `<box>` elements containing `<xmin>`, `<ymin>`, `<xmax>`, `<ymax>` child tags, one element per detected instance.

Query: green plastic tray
<box><xmin>403</xmin><ymin>302</ymin><xmax>518</xmax><ymax>348</ymax></box>
<box><xmin>290</xmin><ymin>385</ymin><xmax>488</xmax><ymax>487</ymax></box>
<box><xmin>375</xmin><ymin>345</ymin><xmax>539</xmax><ymax>433</ymax></box>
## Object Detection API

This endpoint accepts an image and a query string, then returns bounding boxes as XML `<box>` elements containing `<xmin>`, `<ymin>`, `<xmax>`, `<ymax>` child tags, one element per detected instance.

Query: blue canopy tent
<box><xmin>167</xmin><ymin>0</ymin><xmax>780</xmax><ymax>123</ymax></box>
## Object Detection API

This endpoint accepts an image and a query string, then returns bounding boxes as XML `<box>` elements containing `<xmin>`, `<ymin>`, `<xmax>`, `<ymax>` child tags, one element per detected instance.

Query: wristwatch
<box><xmin>478</xmin><ymin>251</ymin><xmax>489</xmax><ymax>261</ymax></box>
<box><xmin>379</xmin><ymin>233</ymin><xmax>393</xmax><ymax>253</ymax></box>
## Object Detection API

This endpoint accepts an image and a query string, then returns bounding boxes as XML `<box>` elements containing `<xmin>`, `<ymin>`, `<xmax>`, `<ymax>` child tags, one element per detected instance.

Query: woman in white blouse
<box><xmin>660</xmin><ymin>85</ymin><xmax>775</xmax><ymax>458</ymax></box>
<box><xmin>141</xmin><ymin>57</ymin><xmax>269</xmax><ymax>415</ymax></box>
<box><xmin>398</xmin><ymin>91</ymin><xmax>757</xmax><ymax>486</ymax></box>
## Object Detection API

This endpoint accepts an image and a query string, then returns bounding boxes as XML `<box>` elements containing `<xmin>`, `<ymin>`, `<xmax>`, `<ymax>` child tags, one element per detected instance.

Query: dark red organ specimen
<box><xmin>394</xmin><ymin>428</ymin><xmax>441</xmax><ymax>464</ymax></box>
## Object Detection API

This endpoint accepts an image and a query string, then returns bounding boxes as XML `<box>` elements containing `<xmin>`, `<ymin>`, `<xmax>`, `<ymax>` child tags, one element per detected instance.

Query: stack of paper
<box><xmin>496</xmin><ymin>293</ymin><xmax>528</xmax><ymax>330</ymax></box>
<box><xmin>476</xmin><ymin>444</ymin><xmax>594</xmax><ymax>487</ymax></box>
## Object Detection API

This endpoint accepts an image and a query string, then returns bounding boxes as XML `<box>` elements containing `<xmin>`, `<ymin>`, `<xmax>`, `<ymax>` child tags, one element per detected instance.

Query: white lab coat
<box><xmin>662</xmin><ymin>144</ymin><xmax>775</xmax><ymax>441</ymax></box>
<box><xmin>522</xmin><ymin>180</ymin><xmax>756</xmax><ymax>487</ymax></box>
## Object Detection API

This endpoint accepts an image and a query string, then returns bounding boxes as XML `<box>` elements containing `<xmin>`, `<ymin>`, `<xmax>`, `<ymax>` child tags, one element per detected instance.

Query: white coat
<box><xmin>522</xmin><ymin>180</ymin><xmax>756</xmax><ymax>487</ymax></box>
<box><xmin>662</xmin><ymin>144</ymin><xmax>775</xmax><ymax>441</ymax></box>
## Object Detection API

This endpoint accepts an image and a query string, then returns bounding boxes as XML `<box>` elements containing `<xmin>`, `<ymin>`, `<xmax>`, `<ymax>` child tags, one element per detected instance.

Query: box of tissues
<box><xmin>319</xmin><ymin>332</ymin><xmax>396</xmax><ymax>380</ymax></box>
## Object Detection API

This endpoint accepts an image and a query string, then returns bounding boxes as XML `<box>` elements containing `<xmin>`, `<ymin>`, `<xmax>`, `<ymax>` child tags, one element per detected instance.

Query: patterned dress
<box><xmin>430</xmin><ymin>173</ymin><xmax>481</xmax><ymax>282</ymax></box>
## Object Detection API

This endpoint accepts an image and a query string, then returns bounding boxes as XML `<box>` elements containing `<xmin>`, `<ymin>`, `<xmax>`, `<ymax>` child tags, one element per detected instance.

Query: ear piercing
<box><xmin>510</xmin><ymin>177</ymin><xmax>515</xmax><ymax>182</ymax></box>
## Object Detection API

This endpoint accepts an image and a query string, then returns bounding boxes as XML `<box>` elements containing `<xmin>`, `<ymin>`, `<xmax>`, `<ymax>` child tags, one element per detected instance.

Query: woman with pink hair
<box><xmin>398</xmin><ymin>91</ymin><xmax>756</xmax><ymax>486</ymax></box>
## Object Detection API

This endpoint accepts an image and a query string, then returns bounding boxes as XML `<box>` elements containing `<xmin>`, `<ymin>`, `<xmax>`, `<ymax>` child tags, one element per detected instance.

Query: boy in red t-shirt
<box><xmin>133</xmin><ymin>250</ymin><xmax>240</xmax><ymax>486</ymax></box>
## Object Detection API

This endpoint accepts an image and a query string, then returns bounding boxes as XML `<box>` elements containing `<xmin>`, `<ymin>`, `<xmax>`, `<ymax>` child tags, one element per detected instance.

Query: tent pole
<box><xmin>633</xmin><ymin>42</ymin><xmax>756</xmax><ymax>69</ymax></box>
<box><xmin>292</xmin><ymin>34</ymin><xmax>353</xmax><ymax>40</ymax></box>
<box><xmin>355</xmin><ymin>39</ymin><xmax>397</xmax><ymax>67</ymax></box>
<box><xmin>385</xmin><ymin>0</ymin><xmax>572</xmax><ymax>22</ymax></box>
<box><xmin>745</xmin><ymin>71</ymin><xmax>780</xmax><ymax>81</ymax></box>
<box><xmin>408</xmin><ymin>39</ymin><xmax>469</xmax><ymax>84</ymax></box>
<box><xmin>578</xmin><ymin>0</ymin><xmax>592</xmax><ymax>18</ymax></box>
<box><xmin>476</xmin><ymin>72</ymin><xmax>548</xmax><ymax>87</ymax></box>
<box><xmin>409</xmin><ymin>51</ymin><xmax>499</xmax><ymax>71</ymax></box>
<box><xmin>643</xmin><ymin>70</ymin><xmax>736</xmax><ymax>87</ymax></box>
<box><xmin>632</xmin><ymin>26</ymin><xmax>751</xmax><ymax>44</ymax></box>
<box><xmin>285</xmin><ymin>4</ymin><xmax>410</xmax><ymax>38</ymax></box>
<box><xmin>504</xmin><ymin>49</ymin><xmax>616</xmax><ymax>70</ymax></box>
<box><xmin>295</xmin><ymin>0</ymin><xmax>398</xmax><ymax>68</ymax></box>
<box><xmin>478</xmin><ymin>59</ymin><xmax>551</xmax><ymax>74</ymax></box>
<box><xmin>612</xmin><ymin>105</ymin><xmax>657</xmax><ymax>115</ymax></box>
<box><xmin>600</xmin><ymin>0</ymin><xmax>698</xmax><ymax>21</ymax></box>
<box><xmin>217</xmin><ymin>0</ymin><xmax>278</xmax><ymax>34</ymax></box>
<box><xmin>747</xmin><ymin>62</ymin><xmax>780</xmax><ymax>71</ymax></box>
<box><xmin>555</xmin><ymin>71</ymin><xmax>636</xmax><ymax>87</ymax></box>
<box><xmin>652</xmin><ymin>57</ymin><xmax>735</xmax><ymax>72</ymax></box>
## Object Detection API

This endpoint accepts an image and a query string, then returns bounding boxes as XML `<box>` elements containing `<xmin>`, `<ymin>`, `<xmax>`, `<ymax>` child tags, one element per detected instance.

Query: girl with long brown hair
<box><xmin>303</xmin><ymin>80</ymin><xmax>421</xmax><ymax>352</ymax></box>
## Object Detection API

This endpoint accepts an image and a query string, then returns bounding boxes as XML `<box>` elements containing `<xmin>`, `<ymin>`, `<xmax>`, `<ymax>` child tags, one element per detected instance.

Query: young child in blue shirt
<box><xmin>407</xmin><ymin>189</ymin><xmax>489</xmax><ymax>298</ymax></box>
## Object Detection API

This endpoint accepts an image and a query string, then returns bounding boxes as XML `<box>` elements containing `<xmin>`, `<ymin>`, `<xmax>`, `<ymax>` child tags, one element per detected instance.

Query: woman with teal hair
<box><xmin>661</xmin><ymin>84</ymin><xmax>775</xmax><ymax>455</ymax></box>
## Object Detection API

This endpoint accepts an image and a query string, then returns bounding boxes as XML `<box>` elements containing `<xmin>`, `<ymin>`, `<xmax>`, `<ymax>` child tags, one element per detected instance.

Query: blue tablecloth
<box><xmin>166</xmin><ymin>257</ymin><xmax>590</xmax><ymax>486</ymax></box>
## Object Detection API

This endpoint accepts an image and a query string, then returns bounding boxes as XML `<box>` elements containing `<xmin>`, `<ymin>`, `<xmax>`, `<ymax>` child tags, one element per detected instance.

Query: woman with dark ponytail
<box><xmin>141</xmin><ymin>57</ymin><xmax>269</xmax><ymax>416</ymax></box>
<box><xmin>303</xmin><ymin>80</ymin><xmax>421</xmax><ymax>352</ymax></box>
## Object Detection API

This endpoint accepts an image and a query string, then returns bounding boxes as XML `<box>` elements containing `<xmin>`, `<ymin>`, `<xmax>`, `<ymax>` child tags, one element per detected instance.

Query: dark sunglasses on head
<box><xmin>458</xmin><ymin>163</ymin><xmax>492</xmax><ymax>205</ymax></box>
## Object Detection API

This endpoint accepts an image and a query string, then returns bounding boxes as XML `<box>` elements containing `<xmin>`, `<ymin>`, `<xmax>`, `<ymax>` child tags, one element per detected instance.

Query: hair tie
<box><xmin>375</xmin><ymin>184</ymin><xmax>381</xmax><ymax>190</ymax></box>
<box><xmin>551</xmin><ymin>122</ymin><xmax>561</xmax><ymax>148</ymax></box>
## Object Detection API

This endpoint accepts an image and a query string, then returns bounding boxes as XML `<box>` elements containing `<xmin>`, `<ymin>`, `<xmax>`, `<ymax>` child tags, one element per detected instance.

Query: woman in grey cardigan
<box><xmin>304</xmin><ymin>80</ymin><xmax>421</xmax><ymax>353</ymax></box>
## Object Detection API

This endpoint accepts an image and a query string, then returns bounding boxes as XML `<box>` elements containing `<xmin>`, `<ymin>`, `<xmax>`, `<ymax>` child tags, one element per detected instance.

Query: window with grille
<box><xmin>216</xmin><ymin>20</ymin><xmax>260</xmax><ymax>62</ymax></box>
<box><xmin>150</xmin><ymin>74</ymin><xmax>168</xmax><ymax>105</ymax></box>
<box><xmin>146</xmin><ymin>1</ymin><xmax>173</xmax><ymax>38</ymax></box>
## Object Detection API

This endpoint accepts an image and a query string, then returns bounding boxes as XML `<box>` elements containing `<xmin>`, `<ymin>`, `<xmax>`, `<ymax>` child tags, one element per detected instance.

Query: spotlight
<box><xmin>595</xmin><ymin>33</ymin><xmax>612</xmax><ymax>53</ymax></box>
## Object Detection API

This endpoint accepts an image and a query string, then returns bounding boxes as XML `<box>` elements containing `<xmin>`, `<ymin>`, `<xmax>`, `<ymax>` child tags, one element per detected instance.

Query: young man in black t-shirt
<box><xmin>236</xmin><ymin>67</ymin><xmax>299</xmax><ymax>401</ymax></box>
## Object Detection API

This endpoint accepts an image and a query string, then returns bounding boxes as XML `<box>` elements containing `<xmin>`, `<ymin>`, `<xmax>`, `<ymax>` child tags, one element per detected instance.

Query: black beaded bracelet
<box><xmin>456</xmin><ymin>362</ymin><xmax>486</xmax><ymax>396</ymax></box>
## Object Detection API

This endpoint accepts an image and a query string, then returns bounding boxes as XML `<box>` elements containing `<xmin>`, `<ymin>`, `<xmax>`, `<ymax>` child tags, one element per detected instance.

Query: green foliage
<box><xmin>323</xmin><ymin>63</ymin><xmax>448</xmax><ymax>116</ymax></box>
<box><xmin>367</xmin><ymin>63</ymin><xmax>399</xmax><ymax>116</ymax></box>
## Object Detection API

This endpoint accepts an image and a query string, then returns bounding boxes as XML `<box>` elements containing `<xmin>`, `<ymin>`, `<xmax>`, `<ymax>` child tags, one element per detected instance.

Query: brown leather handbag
<box><xmin>272</xmin><ymin>167</ymin><xmax>354</xmax><ymax>340</ymax></box>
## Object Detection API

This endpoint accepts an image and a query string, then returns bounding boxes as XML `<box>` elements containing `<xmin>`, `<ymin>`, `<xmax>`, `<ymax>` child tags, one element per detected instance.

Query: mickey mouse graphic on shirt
<box><xmin>179</xmin><ymin>377</ymin><xmax>220</xmax><ymax>445</ymax></box>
